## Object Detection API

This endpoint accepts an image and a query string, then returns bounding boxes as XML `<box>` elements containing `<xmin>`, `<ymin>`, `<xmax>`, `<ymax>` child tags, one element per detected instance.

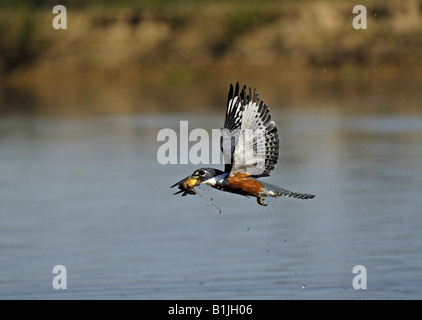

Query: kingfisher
<box><xmin>171</xmin><ymin>82</ymin><xmax>315</xmax><ymax>206</ymax></box>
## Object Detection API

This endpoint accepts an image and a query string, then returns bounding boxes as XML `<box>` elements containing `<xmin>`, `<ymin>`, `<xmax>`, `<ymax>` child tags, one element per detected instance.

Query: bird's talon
<box><xmin>257</xmin><ymin>196</ymin><xmax>267</xmax><ymax>206</ymax></box>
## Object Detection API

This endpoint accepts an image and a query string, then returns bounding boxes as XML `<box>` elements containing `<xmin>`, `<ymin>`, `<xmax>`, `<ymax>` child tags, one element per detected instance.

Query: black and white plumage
<box><xmin>171</xmin><ymin>82</ymin><xmax>315</xmax><ymax>206</ymax></box>
<box><xmin>221</xmin><ymin>82</ymin><xmax>279</xmax><ymax>177</ymax></box>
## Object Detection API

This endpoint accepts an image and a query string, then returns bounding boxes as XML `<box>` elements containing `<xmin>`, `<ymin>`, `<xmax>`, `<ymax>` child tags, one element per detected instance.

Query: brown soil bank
<box><xmin>0</xmin><ymin>0</ymin><xmax>421</xmax><ymax>115</ymax></box>
<box><xmin>2</xmin><ymin>0</ymin><xmax>422</xmax><ymax>76</ymax></box>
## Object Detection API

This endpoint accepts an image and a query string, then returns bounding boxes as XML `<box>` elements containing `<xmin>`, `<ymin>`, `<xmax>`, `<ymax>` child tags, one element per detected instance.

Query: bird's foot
<box><xmin>257</xmin><ymin>196</ymin><xmax>267</xmax><ymax>206</ymax></box>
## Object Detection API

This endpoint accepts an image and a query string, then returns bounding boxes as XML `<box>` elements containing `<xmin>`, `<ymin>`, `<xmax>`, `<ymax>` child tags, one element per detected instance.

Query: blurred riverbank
<box><xmin>1</xmin><ymin>0</ymin><xmax>422</xmax><ymax>116</ymax></box>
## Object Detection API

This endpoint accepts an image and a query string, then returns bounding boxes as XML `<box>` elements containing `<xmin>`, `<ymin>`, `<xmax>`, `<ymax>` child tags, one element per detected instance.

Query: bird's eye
<box><xmin>198</xmin><ymin>170</ymin><xmax>206</xmax><ymax>176</ymax></box>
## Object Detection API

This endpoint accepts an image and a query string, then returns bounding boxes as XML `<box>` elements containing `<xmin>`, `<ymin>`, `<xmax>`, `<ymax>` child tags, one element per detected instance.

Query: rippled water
<box><xmin>0</xmin><ymin>108</ymin><xmax>421</xmax><ymax>299</ymax></box>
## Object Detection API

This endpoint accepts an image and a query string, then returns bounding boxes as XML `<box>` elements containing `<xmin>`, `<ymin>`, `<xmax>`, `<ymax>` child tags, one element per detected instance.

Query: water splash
<box><xmin>196</xmin><ymin>186</ymin><xmax>223</xmax><ymax>214</ymax></box>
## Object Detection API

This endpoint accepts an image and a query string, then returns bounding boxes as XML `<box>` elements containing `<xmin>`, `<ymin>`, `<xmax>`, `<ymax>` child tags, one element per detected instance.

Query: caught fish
<box><xmin>171</xmin><ymin>176</ymin><xmax>200</xmax><ymax>196</ymax></box>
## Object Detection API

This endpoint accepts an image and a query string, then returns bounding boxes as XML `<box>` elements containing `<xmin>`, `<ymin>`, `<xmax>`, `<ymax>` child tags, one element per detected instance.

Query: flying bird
<box><xmin>171</xmin><ymin>82</ymin><xmax>315</xmax><ymax>206</ymax></box>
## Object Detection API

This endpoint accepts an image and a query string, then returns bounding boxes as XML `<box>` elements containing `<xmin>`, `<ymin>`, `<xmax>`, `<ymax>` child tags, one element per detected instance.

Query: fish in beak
<box><xmin>171</xmin><ymin>175</ymin><xmax>201</xmax><ymax>196</ymax></box>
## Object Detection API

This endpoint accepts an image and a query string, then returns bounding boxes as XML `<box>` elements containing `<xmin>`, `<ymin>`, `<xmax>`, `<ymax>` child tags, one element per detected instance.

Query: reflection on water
<box><xmin>0</xmin><ymin>106</ymin><xmax>422</xmax><ymax>299</ymax></box>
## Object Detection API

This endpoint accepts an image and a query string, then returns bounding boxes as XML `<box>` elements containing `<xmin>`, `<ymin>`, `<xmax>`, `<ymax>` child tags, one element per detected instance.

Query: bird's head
<box><xmin>171</xmin><ymin>168</ymin><xmax>222</xmax><ymax>196</ymax></box>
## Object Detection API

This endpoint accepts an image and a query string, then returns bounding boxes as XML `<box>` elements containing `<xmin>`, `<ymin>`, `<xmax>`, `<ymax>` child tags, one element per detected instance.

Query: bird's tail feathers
<box><xmin>279</xmin><ymin>189</ymin><xmax>315</xmax><ymax>200</ymax></box>
<box><xmin>261</xmin><ymin>182</ymin><xmax>315</xmax><ymax>200</ymax></box>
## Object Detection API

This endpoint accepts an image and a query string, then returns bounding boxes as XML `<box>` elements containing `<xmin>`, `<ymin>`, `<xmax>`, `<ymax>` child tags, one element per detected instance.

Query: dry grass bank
<box><xmin>0</xmin><ymin>0</ymin><xmax>421</xmax><ymax>115</ymax></box>
<box><xmin>2</xmin><ymin>0</ymin><xmax>422</xmax><ymax>78</ymax></box>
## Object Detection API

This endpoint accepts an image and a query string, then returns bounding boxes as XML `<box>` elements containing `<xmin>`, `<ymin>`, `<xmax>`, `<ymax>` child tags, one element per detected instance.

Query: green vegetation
<box><xmin>1</xmin><ymin>0</ymin><xmax>421</xmax><ymax>79</ymax></box>
<box><xmin>214</xmin><ymin>8</ymin><xmax>280</xmax><ymax>55</ymax></box>
<box><xmin>0</xmin><ymin>8</ymin><xmax>48</xmax><ymax>73</ymax></box>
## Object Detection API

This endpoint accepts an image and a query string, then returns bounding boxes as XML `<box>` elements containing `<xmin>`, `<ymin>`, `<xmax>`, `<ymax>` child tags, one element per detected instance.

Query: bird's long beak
<box><xmin>171</xmin><ymin>174</ymin><xmax>202</xmax><ymax>196</ymax></box>
<box><xmin>170</xmin><ymin>176</ymin><xmax>188</xmax><ymax>188</ymax></box>
<box><xmin>170</xmin><ymin>175</ymin><xmax>200</xmax><ymax>188</ymax></box>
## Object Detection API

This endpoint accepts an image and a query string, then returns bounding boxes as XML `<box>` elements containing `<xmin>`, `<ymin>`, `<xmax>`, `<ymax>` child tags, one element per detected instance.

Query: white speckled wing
<box><xmin>223</xmin><ymin>83</ymin><xmax>279</xmax><ymax>177</ymax></box>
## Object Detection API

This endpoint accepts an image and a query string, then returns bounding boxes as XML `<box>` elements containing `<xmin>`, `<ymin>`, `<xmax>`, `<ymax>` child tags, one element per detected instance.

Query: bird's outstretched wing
<box><xmin>221</xmin><ymin>82</ymin><xmax>243</xmax><ymax>173</ymax></box>
<box><xmin>220</xmin><ymin>83</ymin><xmax>279</xmax><ymax>177</ymax></box>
